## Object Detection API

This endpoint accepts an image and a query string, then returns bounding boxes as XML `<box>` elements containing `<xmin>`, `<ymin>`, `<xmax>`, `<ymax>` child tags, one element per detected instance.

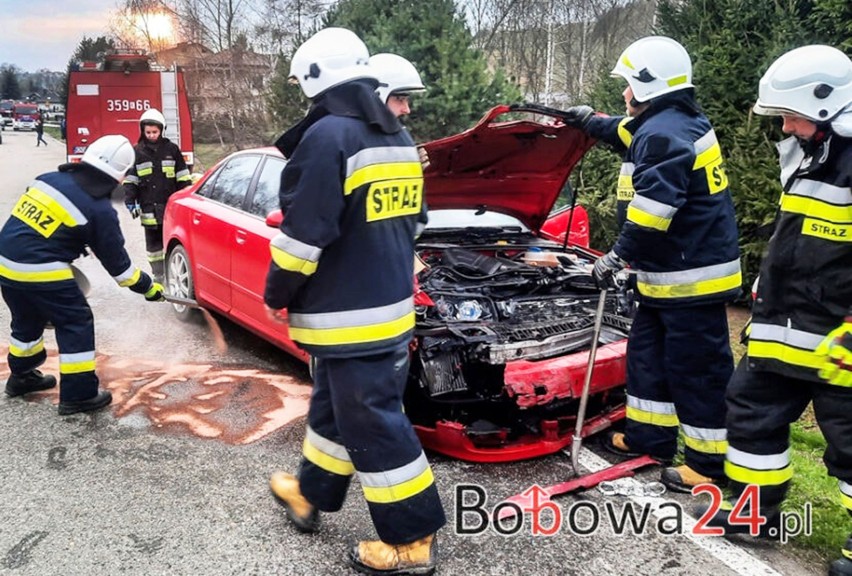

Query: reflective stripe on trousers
<box><xmin>1</xmin><ymin>283</ymin><xmax>99</xmax><ymax>402</ymax></box>
<box><xmin>725</xmin><ymin>356</ymin><xmax>852</xmax><ymax>509</ymax></box>
<box><xmin>624</xmin><ymin>303</ymin><xmax>732</xmax><ymax>478</ymax></box>
<box><xmin>297</xmin><ymin>347</ymin><xmax>445</xmax><ymax>544</ymax></box>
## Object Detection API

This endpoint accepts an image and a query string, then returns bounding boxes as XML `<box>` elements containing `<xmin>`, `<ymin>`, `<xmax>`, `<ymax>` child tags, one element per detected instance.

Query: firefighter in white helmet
<box><xmin>264</xmin><ymin>28</ymin><xmax>444</xmax><ymax>576</ymax></box>
<box><xmin>369</xmin><ymin>52</ymin><xmax>426</xmax><ymax>118</ymax></box>
<box><xmin>557</xmin><ymin>36</ymin><xmax>742</xmax><ymax>493</ymax></box>
<box><xmin>122</xmin><ymin>108</ymin><xmax>192</xmax><ymax>282</ymax></box>
<box><xmin>0</xmin><ymin>135</ymin><xmax>165</xmax><ymax>416</ymax></box>
<box><xmin>697</xmin><ymin>45</ymin><xmax>852</xmax><ymax>576</ymax></box>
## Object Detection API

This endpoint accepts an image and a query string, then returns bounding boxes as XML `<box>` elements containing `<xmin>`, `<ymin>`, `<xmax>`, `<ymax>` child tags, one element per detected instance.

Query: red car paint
<box><xmin>163</xmin><ymin>106</ymin><xmax>629</xmax><ymax>463</ymax></box>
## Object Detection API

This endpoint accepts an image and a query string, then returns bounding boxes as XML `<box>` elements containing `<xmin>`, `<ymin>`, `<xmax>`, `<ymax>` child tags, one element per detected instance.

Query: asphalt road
<box><xmin>0</xmin><ymin>129</ymin><xmax>820</xmax><ymax>575</ymax></box>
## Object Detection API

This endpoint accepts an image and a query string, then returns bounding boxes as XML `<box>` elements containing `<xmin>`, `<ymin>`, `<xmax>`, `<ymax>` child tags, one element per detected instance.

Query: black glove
<box><xmin>144</xmin><ymin>282</ymin><xmax>165</xmax><ymax>302</ymax></box>
<box><xmin>560</xmin><ymin>105</ymin><xmax>594</xmax><ymax>129</ymax></box>
<box><xmin>126</xmin><ymin>202</ymin><xmax>141</xmax><ymax>219</ymax></box>
<box><xmin>592</xmin><ymin>251</ymin><xmax>626</xmax><ymax>289</ymax></box>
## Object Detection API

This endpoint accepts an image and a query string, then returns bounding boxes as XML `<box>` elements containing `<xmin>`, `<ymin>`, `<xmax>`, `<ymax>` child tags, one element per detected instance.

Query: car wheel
<box><xmin>166</xmin><ymin>245</ymin><xmax>197</xmax><ymax>323</ymax></box>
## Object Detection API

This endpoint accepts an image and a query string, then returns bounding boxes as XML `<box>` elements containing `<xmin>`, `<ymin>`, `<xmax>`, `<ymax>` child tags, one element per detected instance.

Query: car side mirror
<box><xmin>265</xmin><ymin>209</ymin><xmax>284</xmax><ymax>228</ymax></box>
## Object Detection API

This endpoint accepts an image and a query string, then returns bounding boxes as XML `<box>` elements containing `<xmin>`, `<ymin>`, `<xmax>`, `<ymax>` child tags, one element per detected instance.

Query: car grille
<box><xmin>490</xmin><ymin>316</ymin><xmax>592</xmax><ymax>341</ymax></box>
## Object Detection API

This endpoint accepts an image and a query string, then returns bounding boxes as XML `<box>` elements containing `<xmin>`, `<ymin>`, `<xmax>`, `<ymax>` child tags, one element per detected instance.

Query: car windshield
<box><xmin>424</xmin><ymin>209</ymin><xmax>529</xmax><ymax>232</ymax></box>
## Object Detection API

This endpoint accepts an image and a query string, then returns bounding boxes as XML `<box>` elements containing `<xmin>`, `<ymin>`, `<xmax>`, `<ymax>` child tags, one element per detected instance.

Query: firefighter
<box><xmin>696</xmin><ymin>45</ymin><xmax>852</xmax><ymax>576</ymax></box>
<box><xmin>263</xmin><ymin>28</ymin><xmax>444</xmax><ymax>576</ymax></box>
<box><xmin>0</xmin><ymin>135</ymin><xmax>165</xmax><ymax>415</ymax></box>
<box><xmin>559</xmin><ymin>36</ymin><xmax>741</xmax><ymax>492</ymax></box>
<box><xmin>369</xmin><ymin>53</ymin><xmax>426</xmax><ymax>118</ymax></box>
<box><xmin>122</xmin><ymin>108</ymin><xmax>192</xmax><ymax>282</ymax></box>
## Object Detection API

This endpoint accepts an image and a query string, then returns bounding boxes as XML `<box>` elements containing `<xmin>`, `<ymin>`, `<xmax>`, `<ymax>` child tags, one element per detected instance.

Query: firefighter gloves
<box><xmin>144</xmin><ymin>282</ymin><xmax>165</xmax><ymax>302</ymax></box>
<box><xmin>559</xmin><ymin>105</ymin><xmax>594</xmax><ymax>129</ymax></box>
<box><xmin>816</xmin><ymin>317</ymin><xmax>852</xmax><ymax>387</ymax></box>
<box><xmin>125</xmin><ymin>202</ymin><xmax>141</xmax><ymax>219</ymax></box>
<box><xmin>592</xmin><ymin>250</ymin><xmax>626</xmax><ymax>289</ymax></box>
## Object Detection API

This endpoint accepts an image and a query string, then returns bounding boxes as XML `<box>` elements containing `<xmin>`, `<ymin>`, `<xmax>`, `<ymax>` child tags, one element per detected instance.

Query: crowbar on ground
<box><xmin>496</xmin><ymin>454</ymin><xmax>660</xmax><ymax>520</ymax></box>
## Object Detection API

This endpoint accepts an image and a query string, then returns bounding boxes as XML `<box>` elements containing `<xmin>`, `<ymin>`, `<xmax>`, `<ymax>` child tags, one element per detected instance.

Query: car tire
<box><xmin>166</xmin><ymin>244</ymin><xmax>198</xmax><ymax>323</ymax></box>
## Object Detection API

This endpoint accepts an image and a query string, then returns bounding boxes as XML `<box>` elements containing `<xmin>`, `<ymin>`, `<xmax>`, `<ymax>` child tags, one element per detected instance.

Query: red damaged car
<box><xmin>162</xmin><ymin>104</ymin><xmax>632</xmax><ymax>463</ymax></box>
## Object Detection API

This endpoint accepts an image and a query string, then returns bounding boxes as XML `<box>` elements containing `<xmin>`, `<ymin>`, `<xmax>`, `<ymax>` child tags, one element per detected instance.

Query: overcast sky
<box><xmin>0</xmin><ymin>0</ymin><xmax>116</xmax><ymax>72</ymax></box>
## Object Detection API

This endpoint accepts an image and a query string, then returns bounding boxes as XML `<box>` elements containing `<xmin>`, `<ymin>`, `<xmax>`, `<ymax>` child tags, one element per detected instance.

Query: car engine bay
<box><xmin>407</xmin><ymin>230</ymin><xmax>633</xmax><ymax>450</ymax></box>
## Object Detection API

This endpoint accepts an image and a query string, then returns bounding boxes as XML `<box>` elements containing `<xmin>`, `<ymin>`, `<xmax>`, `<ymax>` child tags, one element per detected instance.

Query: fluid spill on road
<box><xmin>0</xmin><ymin>347</ymin><xmax>311</xmax><ymax>445</ymax></box>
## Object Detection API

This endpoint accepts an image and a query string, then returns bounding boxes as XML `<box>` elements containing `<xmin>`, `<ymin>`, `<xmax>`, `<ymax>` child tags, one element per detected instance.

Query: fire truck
<box><xmin>66</xmin><ymin>49</ymin><xmax>194</xmax><ymax>167</ymax></box>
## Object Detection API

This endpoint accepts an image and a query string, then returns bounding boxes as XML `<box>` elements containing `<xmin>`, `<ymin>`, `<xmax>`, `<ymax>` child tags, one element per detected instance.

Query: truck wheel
<box><xmin>166</xmin><ymin>245</ymin><xmax>198</xmax><ymax>323</ymax></box>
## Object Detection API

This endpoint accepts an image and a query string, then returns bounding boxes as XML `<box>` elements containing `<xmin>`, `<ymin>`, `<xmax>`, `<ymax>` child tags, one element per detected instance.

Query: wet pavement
<box><xmin>0</xmin><ymin>129</ymin><xmax>822</xmax><ymax>575</ymax></box>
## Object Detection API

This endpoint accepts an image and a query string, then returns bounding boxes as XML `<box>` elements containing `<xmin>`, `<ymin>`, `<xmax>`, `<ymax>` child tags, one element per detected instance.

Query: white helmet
<box><xmin>753</xmin><ymin>45</ymin><xmax>852</xmax><ymax>122</ymax></box>
<box><xmin>289</xmin><ymin>27</ymin><xmax>374</xmax><ymax>99</ymax></box>
<box><xmin>611</xmin><ymin>36</ymin><xmax>694</xmax><ymax>103</ymax></box>
<box><xmin>140</xmin><ymin>108</ymin><xmax>166</xmax><ymax>130</ymax></box>
<box><xmin>369</xmin><ymin>53</ymin><xmax>426</xmax><ymax>103</ymax></box>
<box><xmin>82</xmin><ymin>135</ymin><xmax>135</xmax><ymax>182</ymax></box>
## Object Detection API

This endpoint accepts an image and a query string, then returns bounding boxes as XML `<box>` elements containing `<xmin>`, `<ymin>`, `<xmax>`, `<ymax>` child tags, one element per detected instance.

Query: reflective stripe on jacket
<box><xmin>0</xmin><ymin>167</ymin><xmax>151</xmax><ymax>294</ymax></box>
<box><xmin>123</xmin><ymin>137</ymin><xmax>191</xmax><ymax>226</ymax></box>
<box><xmin>265</xmin><ymin>114</ymin><xmax>426</xmax><ymax>357</ymax></box>
<box><xmin>585</xmin><ymin>91</ymin><xmax>741</xmax><ymax>307</ymax></box>
<box><xmin>747</xmin><ymin>134</ymin><xmax>852</xmax><ymax>382</ymax></box>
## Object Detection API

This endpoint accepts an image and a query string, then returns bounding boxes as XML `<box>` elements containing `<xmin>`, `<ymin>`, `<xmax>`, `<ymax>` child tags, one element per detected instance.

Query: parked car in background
<box><xmin>0</xmin><ymin>100</ymin><xmax>13</xmax><ymax>127</ymax></box>
<box><xmin>12</xmin><ymin>102</ymin><xmax>39</xmax><ymax>131</ymax></box>
<box><xmin>162</xmin><ymin>104</ymin><xmax>632</xmax><ymax>462</ymax></box>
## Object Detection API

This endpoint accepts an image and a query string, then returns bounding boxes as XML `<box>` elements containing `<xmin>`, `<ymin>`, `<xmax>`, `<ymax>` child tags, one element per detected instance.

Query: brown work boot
<box><xmin>603</xmin><ymin>431</ymin><xmax>641</xmax><ymax>458</ymax></box>
<box><xmin>602</xmin><ymin>431</ymin><xmax>673</xmax><ymax>465</ymax></box>
<box><xmin>269</xmin><ymin>472</ymin><xmax>319</xmax><ymax>533</ymax></box>
<box><xmin>660</xmin><ymin>464</ymin><xmax>726</xmax><ymax>494</ymax></box>
<box><xmin>348</xmin><ymin>534</ymin><xmax>437</xmax><ymax>576</ymax></box>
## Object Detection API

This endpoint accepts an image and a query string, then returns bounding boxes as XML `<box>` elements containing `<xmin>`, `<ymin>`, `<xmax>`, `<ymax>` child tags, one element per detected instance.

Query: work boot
<box><xmin>5</xmin><ymin>370</ymin><xmax>57</xmax><ymax>397</ymax></box>
<box><xmin>348</xmin><ymin>534</ymin><xmax>437</xmax><ymax>576</ymax></box>
<box><xmin>829</xmin><ymin>534</ymin><xmax>852</xmax><ymax>576</ymax></box>
<box><xmin>269</xmin><ymin>472</ymin><xmax>319</xmax><ymax>533</ymax></box>
<box><xmin>692</xmin><ymin>498</ymin><xmax>780</xmax><ymax>538</ymax></box>
<box><xmin>58</xmin><ymin>390</ymin><xmax>112</xmax><ymax>416</ymax></box>
<box><xmin>660</xmin><ymin>464</ymin><xmax>726</xmax><ymax>494</ymax></box>
<box><xmin>602</xmin><ymin>431</ymin><xmax>672</xmax><ymax>464</ymax></box>
<box><xmin>604</xmin><ymin>431</ymin><xmax>642</xmax><ymax>458</ymax></box>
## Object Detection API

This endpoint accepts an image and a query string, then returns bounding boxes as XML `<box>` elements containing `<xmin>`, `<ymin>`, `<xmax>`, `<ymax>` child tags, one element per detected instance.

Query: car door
<box><xmin>230</xmin><ymin>154</ymin><xmax>308</xmax><ymax>361</ymax></box>
<box><xmin>190</xmin><ymin>153</ymin><xmax>262</xmax><ymax>311</ymax></box>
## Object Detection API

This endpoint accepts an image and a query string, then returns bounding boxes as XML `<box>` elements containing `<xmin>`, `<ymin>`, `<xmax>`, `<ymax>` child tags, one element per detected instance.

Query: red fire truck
<box><xmin>66</xmin><ymin>49</ymin><xmax>194</xmax><ymax>167</ymax></box>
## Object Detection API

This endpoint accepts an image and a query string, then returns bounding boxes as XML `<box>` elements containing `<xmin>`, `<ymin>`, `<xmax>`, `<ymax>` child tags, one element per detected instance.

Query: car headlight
<box><xmin>434</xmin><ymin>297</ymin><xmax>487</xmax><ymax>322</ymax></box>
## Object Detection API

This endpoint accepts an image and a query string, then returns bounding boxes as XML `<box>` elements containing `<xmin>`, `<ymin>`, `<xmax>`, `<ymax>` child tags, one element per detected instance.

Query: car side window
<box><xmin>197</xmin><ymin>155</ymin><xmax>262</xmax><ymax>209</ymax></box>
<box><xmin>248</xmin><ymin>157</ymin><xmax>287</xmax><ymax>218</ymax></box>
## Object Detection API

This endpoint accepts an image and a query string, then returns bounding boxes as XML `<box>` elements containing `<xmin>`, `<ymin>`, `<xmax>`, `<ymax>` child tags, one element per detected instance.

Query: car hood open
<box><xmin>419</xmin><ymin>103</ymin><xmax>596</xmax><ymax>232</ymax></box>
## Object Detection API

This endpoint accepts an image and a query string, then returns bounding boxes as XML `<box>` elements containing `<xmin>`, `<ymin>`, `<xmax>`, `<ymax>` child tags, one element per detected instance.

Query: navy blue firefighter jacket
<box><xmin>584</xmin><ymin>90</ymin><xmax>741</xmax><ymax>307</ymax></box>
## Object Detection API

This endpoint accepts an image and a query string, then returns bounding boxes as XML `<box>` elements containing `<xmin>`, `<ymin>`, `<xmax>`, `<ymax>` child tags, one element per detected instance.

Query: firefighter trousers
<box><xmin>2</xmin><ymin>283</ymin><xmax>99</xmax><ymax>402</ymax></box>
<box><xmin>725</xmin><ymin>357</ymin><xmax>852</xmax><ymax>513</ymax></box>
<box><xmin>297</xmin><ymin>345</ymin><xmax>446</xmax><ymax>544</ymax></box>
<box><xmin>624</xmin><ymin>303</ymin><xmax>732</xmax><ymax>478</ymax></box>
<box><xmin>143</xmin><ymin>225</ymin><xmax>165</xmax><ymax>280</ymax></box>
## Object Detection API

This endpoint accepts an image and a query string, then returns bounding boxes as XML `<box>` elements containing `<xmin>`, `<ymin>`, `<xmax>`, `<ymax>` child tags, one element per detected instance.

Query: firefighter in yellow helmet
<box><xmin>122</xmin><ymin>108</ymin><xmax>192</xmax><ymax>282</ymax></box>
<box><xmin>697</xmin><ymin>45</ymin><xmax>852</xmax><ymax>576</ymax></box>
<box><xmin>0</xmin><ymin>135</ymin><xmax>165</xmax><ymax>415</ymax></box>
<box><xmin>264</xmin><ymin>28</ymin><xmax>444</xmax><ymax>575</ymax></box>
